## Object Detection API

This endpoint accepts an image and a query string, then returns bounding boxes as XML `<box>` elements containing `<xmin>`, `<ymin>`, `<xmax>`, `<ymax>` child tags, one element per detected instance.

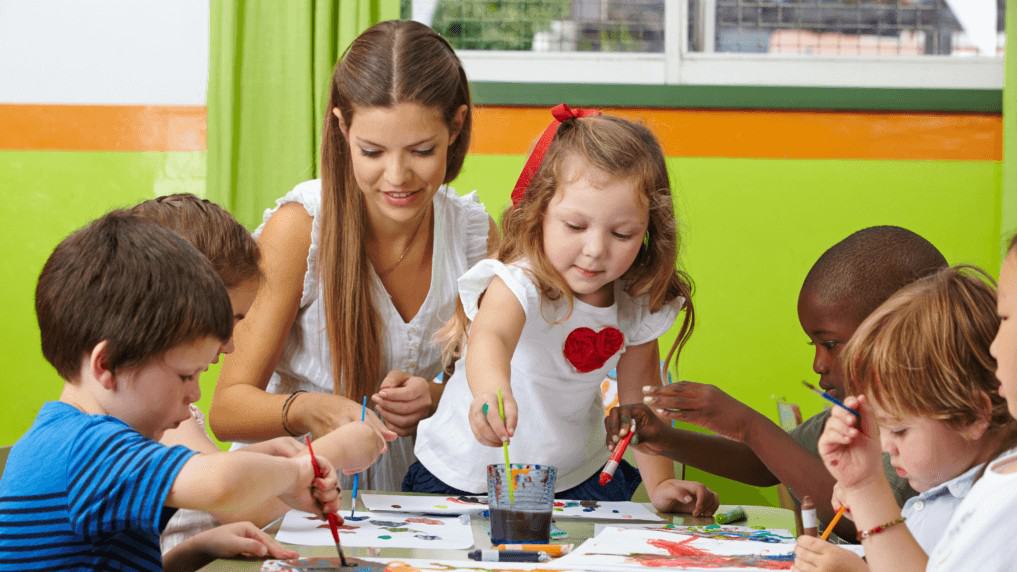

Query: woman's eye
<box><xmin>359</xmin><ymin>148</ymin><xmax>381</xmax><ymax>158</ymax></box>
<box><xmin>613</xmin><ymin>232</ymin><xmax>633</xmax><ymax>240</ymax></box>
<box><xmin>565</xmin><ymin>222</ymin><xmax>584</xmax><ymax>231</ymax></box>
<box><xmin>412</xmin><ymin>147</ymin><xmax>436</xmax><ymax>157</ymax></box>
<box><xmin>821</xmin><ymin>341</ymin><xmax>840</xmax><ymax>350</ymax></box>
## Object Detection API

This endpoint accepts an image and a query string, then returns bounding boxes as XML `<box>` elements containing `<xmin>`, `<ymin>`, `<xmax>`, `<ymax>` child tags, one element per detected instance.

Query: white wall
<box><xmin>0</xmin><ymin>0</ymin><xmax>208</xmax><ymax>105</ymax></box>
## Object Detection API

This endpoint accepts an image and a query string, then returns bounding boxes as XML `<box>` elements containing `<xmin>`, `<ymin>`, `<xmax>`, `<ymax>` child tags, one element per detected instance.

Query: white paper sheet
<box><xmin>360</xmin><ymin>493</ymin><xmax>488</xmax><ymax>515</ymax></box>
<box><xmin>552</xmin><ymin>500</ymin><xmax>664</xmax><ymax>522</ymax></box>
<box><xmin>275</xmin><ymin>509</ymin><xmax>475</xmax><ymax>550</ymax></box>
<box><xmin>555</xmin><ymin>525</ymin><xmax>796</xmax><ymax>571</ymax></box>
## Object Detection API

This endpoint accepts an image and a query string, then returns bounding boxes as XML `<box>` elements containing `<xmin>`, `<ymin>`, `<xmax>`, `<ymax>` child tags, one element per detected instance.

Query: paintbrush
<box><xmin>802</xmin><ymin>380</ymin><xmax>861</xmax><ymax>419</ymax></box>
<box><xmin>305</xmin><ymin>435</ymin><xmax>349</xmax><ymax>567</ymax></box>
<box><xmin>497</xmin><ymin>388</ymin><xmax>515</xmax><ymax>504</ymax></box>
<box><xmin>350</xmin><ymin>395</ymin><xmax>367</xmax><ymax>518</ymax></box>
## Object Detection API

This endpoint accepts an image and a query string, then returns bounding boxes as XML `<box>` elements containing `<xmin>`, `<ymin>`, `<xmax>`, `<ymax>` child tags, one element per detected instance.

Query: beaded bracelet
<box><xmin>857</xmin><ymin>516</ymin><xmax>906</xmax><ymax>542</ymax></box>
<box><xmin>281</xmin><ymin>390</ymin><xmax>307</xmax><ymax>437</ymax></box>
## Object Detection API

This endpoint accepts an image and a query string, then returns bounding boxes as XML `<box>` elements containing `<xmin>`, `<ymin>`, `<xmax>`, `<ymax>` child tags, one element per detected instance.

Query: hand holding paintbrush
<box><xmin>305</xmin><ymin>435</ymin><xmax>349</xmax><ymax>567</ymax></box>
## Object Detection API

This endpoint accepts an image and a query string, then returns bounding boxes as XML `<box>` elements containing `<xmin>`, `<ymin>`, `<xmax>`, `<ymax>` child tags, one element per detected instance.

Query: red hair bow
<box><xmin>510</xmin><ymin>103</ymin><xmax>601</xmax><ymax>207</ymax></box>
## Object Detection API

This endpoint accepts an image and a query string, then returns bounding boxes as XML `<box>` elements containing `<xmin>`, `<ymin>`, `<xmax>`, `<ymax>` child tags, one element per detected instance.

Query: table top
<box><xmin>200</xmin><ymin>497</ymin><xmax>795</xmax><ymax>571</ymax></box>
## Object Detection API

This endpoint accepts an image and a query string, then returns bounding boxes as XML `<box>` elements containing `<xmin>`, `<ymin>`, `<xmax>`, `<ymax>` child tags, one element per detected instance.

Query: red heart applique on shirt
<box><xmin>563</xmin><ymin>326</ymin><xmax>624</xmax><ymax>373</ymax></box>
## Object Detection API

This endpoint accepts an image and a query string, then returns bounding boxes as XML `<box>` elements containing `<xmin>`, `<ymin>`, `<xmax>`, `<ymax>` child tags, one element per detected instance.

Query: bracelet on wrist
<box><xmin>281</xmin><ymin>390</ymin><xmax>307</xmax><ymax>437</ymax></box>
<box><xmin>857</xmin><ymin>516</ymin><xmax>906</xmax><ymax>542</ymax></box>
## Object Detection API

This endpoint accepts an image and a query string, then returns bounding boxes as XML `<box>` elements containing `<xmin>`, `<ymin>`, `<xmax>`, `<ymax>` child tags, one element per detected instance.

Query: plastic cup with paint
<box><xmin>486</xmin><ymin>463</ymin><xmax>556</xmax><ymax>544</ymax></box>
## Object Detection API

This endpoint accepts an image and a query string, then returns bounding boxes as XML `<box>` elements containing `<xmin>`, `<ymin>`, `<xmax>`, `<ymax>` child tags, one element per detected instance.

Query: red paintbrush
<box><xmin>305</xmin><ymin>435</ymin><xmax>349</xmax><ymax>567</ymax></box>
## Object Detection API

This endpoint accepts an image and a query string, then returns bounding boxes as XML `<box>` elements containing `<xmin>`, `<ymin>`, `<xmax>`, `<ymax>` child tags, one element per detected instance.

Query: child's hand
<box><xmin>830</xmin><ymin>483</ymin><xmax>854</xmax><ymax>522</ymax></box>
<box><xmin>327</xmin><ymin>420</ymin><xmax>387</xmax><ymax>475</ymax></box>
<box><xmin>468</xmin><ymin>391</ymin><xmax>517</xmax><ymax>447</ymax></box>
<box><xmin>243</xmin><ymin>436</ymin><xmax>303</xmax><ymax>457</ymax></box>
<box><xmin>281</xmin><ymin>454</ymin><xmax>341</xmax><ymax>517</ymax></box>
<box><xmin>372</xmin><ymin>369</ymin><xmax>435</xmax><ymax>437</ymax></box>
<box><xmin>641</xmin><ymin>382</ymin><xmax>754</xmax><ymax>441</ymax></box>
<box><xmin>817</xmin><ymin>395</ymin><xmax>883</xmax><ymax>493</ymax></box>
<box><xmin>189</xmin><ymin>521</ymin><xmax>299</xmax><ymax>560</ymax></box>
<box><xmin>793</xmin><ymin>536</ymin><xmax>867</xmax><ymax>572</ymax></box>
<box><xmin>648</xmin><ymin>479</ymin><xmax>719</xmax><ymax>516</ymax></box>
<box><xmin>604</xmin><ymin>403</ymin><xmax>670</xmax><ymax>455</ymax></box>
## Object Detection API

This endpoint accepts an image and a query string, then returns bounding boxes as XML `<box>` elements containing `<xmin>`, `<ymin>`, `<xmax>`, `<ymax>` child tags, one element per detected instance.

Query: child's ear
<box><xmin>89</xmin><ymin>341</ymin><xmax>117</xmax><ymax>391</ymax></box>
<box><xmin>449</xmin><ymin>104</ymin><xmax>468</xmax><ymax>145</ymax></box>
<box><xmin>963</xmin><ymin>391</ymin><xmax>994</xmax><ymax>441</ymax></box>
<box><xmin>333</xmin><ymin>107</ymin><xmax>349</xmax><ymax>139</ymax></box>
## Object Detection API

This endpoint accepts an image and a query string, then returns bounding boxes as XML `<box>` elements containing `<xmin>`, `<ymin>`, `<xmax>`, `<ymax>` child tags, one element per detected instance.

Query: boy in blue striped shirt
<box><xmin>0</xmin><ymin>212</ymin><xmax>341</xmax><ymax>571</ymax></box>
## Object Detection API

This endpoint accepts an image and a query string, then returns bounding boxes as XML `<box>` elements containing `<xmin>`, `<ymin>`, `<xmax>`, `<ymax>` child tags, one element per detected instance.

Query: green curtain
<box><xmin>207</xmin><ymin>0</ymin><xmax>400</xmax><ymax>228</ymax></box>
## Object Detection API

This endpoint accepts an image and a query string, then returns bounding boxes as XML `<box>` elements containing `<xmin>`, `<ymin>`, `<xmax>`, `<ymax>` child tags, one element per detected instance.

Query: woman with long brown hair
<box><xmin>209</xmin><ymin>20</ymin><xmax>496</xmax><ymax>492</ymax></box>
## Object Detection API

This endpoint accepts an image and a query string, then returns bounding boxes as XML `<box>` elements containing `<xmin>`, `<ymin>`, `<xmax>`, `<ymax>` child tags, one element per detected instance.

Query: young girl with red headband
<box><xmin>407</xmin><ymin>105</ymin><xmax>718</xmax><ymax>511</ymax></box>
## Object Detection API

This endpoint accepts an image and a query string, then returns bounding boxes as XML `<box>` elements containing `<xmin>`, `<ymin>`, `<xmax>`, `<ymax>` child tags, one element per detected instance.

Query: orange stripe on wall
<box><xmin>0</xmin><ymin>104</ymin><xmax>1000</xmax><ymax>160</ymax></box>
<box><xmin>472</xmin><ymin>106</ymin><xmax>1001</xmax><ymax>161</ymax></box>
<box><xmin>0</xmin><ymin>104</ymin><xmax>205</xmax><ymax>151</ymax></box>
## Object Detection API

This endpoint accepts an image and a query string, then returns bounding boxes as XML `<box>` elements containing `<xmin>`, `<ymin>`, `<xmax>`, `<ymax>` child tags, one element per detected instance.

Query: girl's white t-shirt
<box><xmin>415</xmin><ymin>259</ymin><xmax>683</xmax><ymax>493</ymax></box>
<box><xmin>249</xmin><ymin>179</ymin><xmax>490</xmax><ymax>492</ymax></box>
<box><xmin>926</xmin><ymin>450</ymin><xmax>1017</xmax><ymax>571</ymax></box>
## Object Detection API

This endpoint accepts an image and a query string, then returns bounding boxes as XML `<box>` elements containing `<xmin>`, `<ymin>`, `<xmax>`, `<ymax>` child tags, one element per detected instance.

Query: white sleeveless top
<box><xmin>254</xmin><ymin>179</ymin><xmax>490</xmax><ymax>491</ymax></box>
<box><xmin>415</xmin><ymin>259</ymin><xmax>682</xmax><ymax>493</ymax></box>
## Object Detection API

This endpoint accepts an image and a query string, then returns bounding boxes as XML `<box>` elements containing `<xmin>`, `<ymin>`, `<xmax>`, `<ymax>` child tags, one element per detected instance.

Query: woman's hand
<box><xmin>371</xmin><ymin>370</ymin><xmax>436</xmax><ymax>436</ymax></box>
<box><xmin>290</xmin><ymin>392</ymin><xmax>396</xmax><ymax>443</ymax></box>
<box><xmin>468</xmin><ymin>390</ymin><xmax>517</xmax><ymax>447</ymax></box>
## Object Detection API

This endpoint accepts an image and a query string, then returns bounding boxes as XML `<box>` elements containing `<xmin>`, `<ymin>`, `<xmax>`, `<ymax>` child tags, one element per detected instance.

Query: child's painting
<box><xmin>261</xmin><ymin>557</ymin><xmax>386</xmax><ymax>571</ymax></box>
<box><xmin>554</xmin><ymin>525</ymin><xmax>795</xmax><ymax>571</ymax></box>
<box><xmin>552</xmin><ymin>500</ymin><xmax>663</xmax><ymax>522</ymax></box>
<box><xmin>361</xmin><ymin>493</ymin><xmax>489</xmax><ymax>515</ymax></box>
<box><xmin>275</xmin><ymin>510</ymin><xmax>475</xmax><ymax>550</ymax></box>
<box><xmin>361</xmin><ymin>557</ymin><xmax>582</xmax><ymax>571</ymax></box>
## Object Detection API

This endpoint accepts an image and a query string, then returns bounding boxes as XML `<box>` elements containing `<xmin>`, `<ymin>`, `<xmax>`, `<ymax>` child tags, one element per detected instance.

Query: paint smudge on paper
<box><xmin>406</xmin><ymin>517</ymin><xmax>444</xmax><ymax>525</ymax></box>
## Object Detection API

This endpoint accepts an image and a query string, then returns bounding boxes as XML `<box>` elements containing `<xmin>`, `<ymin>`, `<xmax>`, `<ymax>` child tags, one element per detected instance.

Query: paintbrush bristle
<box><xmin>801</xmin><ymin>380</ymin><xmax>821</xmax><ymax>392</ymax></box>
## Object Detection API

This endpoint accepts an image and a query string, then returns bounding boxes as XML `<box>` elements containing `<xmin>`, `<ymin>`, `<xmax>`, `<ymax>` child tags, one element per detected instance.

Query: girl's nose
<box><xmin>583</xmin><ymin>233</ymin><xmax>605</xmax><ymax>258</ymax></box>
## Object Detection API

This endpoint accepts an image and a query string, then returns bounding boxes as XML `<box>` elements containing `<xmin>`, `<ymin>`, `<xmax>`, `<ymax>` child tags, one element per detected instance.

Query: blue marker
<box><xmin>350</xmin><ymin>395</ymin><xmax>367</xmax><ymax>518</ymax></box>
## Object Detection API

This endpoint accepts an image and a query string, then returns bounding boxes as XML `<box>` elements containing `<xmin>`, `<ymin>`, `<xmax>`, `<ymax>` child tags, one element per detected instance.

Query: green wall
<box><xmin>0</xmin><ymin>150</ymin><xmax>212</xmax><ymax>442</ymax></box>
<box><xmin>0</xmin><ymin>148</ymin><xmax>1003</xmax><ymax>508</ymax></box>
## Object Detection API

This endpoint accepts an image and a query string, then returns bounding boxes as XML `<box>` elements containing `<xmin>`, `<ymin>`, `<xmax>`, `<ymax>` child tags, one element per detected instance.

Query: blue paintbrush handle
<box><xmin>350</xmin><ymin>395</ymin><xmax>368</xmax><ymax>516</ymax></box>
<box><xmin>821</xmin><ymin>391</ymin><xmax>861</xmax><ymax>419</ymax></box>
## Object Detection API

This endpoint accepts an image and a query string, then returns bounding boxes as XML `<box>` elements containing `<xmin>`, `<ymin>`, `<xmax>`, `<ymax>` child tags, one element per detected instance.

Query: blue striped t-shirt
<box><xmin>0</xmin><ymin>402</ymin><xmax>197</xmax><ymax>571</ymax></box>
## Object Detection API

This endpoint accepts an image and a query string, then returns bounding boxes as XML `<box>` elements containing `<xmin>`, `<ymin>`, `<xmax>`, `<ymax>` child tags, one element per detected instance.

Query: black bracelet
<box><xmin>281</xmin><ymin>390</ymin><xmax>307</xmax><ymax>437</ymax></box>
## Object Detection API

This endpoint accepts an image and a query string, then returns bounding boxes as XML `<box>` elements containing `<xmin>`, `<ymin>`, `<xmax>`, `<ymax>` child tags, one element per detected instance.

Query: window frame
<box><xmin>452</xmin><ymin>0</ymin><xmax>1003</xmax><ymax>91</ymax></box>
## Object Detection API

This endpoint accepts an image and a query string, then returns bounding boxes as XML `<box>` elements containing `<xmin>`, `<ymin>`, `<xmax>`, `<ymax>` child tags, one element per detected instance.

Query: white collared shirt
<box><xmin>900</xmin><ymin>461</ymin><xmax>982</xmax><ymax>553</ymax></box>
